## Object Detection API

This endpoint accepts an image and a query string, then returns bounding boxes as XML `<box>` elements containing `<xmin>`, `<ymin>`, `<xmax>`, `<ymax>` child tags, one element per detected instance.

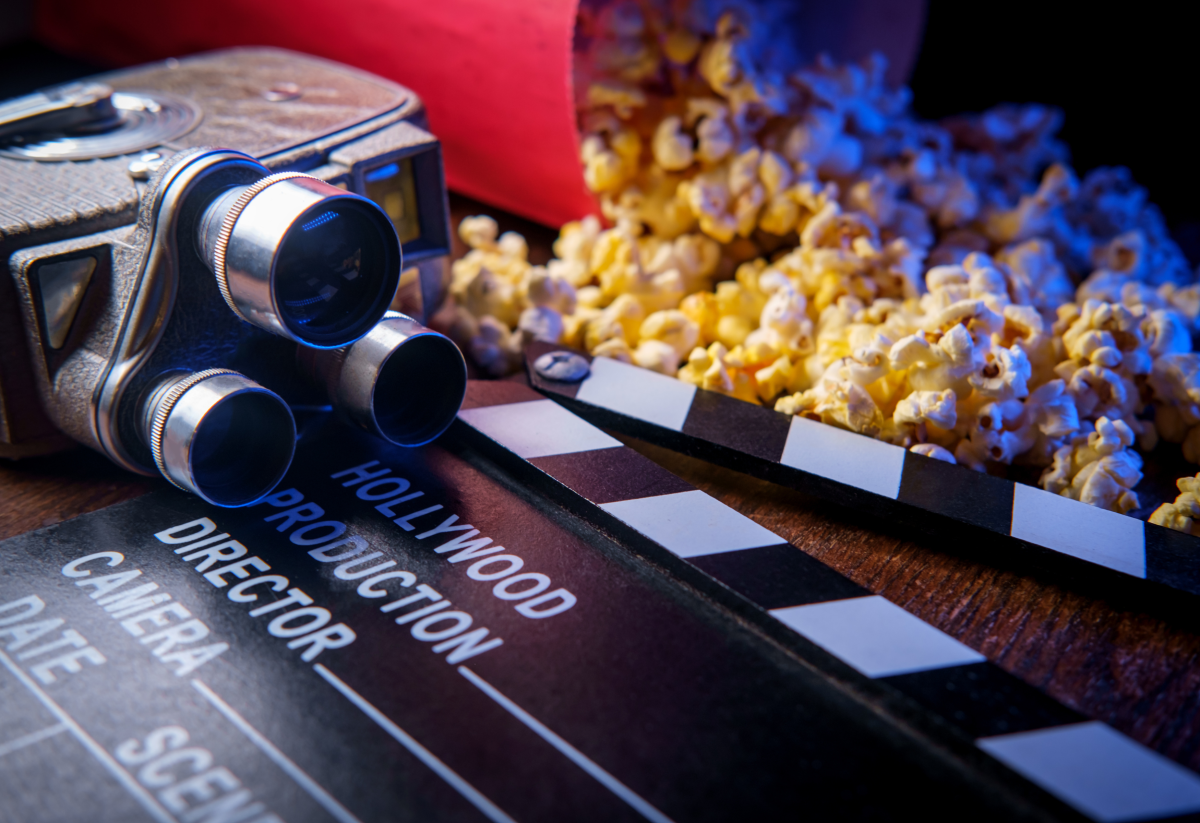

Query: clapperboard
<box><xmin>524</xmin><ymin>342</ymin><xmax>1200</xmax><ymax>599</ymax></box>
<box><xmin>3</xmin><ymin>379</ymin><xmax>1200</xmax><ymax>822</ymax></box>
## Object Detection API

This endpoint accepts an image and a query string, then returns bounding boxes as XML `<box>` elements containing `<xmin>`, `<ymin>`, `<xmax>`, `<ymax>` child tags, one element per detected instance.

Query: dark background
<box><xmin>2</xmin><ymin>0</ymin><xmax>1197</xmax><ymax>258</ymax></box>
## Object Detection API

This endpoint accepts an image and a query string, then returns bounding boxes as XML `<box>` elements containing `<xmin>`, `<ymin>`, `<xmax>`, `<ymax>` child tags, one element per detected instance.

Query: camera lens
<box><xmin>298</xmin><ymin>313</ymin><xmax>468</xmax><ymax>446</ymax></box>
<box><xmin>144</xmin><ymin>369</ymin><xmax>296</xmax><ymax>507</ymax></box>
<box><xmin>370</xmin><ymin>332</ymin><xmax>468</xmax><ymax>445</ymax></box>
<box><xmin>198</xmin><ymin>173</ymin><xmax>401</xmax><ymax>349</ymax></box>
<box><xmin>273</xmin><ymin>199</ymin><xmax>392</xmax><ymax>345</ymax></box>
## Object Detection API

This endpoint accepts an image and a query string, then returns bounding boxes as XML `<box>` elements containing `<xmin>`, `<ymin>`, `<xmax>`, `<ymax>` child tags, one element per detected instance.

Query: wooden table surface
<box><xmin>4</xmin><ymin>193</ymin><xmax>1200</xmax><ymax>779</ymax></box>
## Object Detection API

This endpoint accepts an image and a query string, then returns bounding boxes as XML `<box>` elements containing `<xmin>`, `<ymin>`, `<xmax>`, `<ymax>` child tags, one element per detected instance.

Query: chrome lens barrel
<box><xmin>301</xmin><ymin>313</ymin><xmax>467</xmax><ymax>446</ymax></box>
<box><xmin>142</xmin><ymin>369</ymin><xmax>296</xmax><ymax>507</ymax></box>
<box><xmin>197</xmin><ymin>173</ymin><xmax>402</xmax><ymax>349</ymax></box>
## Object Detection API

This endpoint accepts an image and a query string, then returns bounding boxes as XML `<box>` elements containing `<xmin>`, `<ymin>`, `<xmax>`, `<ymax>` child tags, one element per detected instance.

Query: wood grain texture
<box><xmin>0</xmin><ymin>446</ymin><xmax>151</xmax><ymax>542</ymax></box>
<box><xmin>2</xmin><ymin>193</ymin><xmax>1198</xmax><ymax>780</ymax></box>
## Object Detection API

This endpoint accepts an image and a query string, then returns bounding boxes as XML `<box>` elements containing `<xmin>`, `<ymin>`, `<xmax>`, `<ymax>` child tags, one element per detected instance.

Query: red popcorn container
<box><xmin>33</xmin><ymin>0</ymin><xmax>924</xmax><ymax>228</ymax></box>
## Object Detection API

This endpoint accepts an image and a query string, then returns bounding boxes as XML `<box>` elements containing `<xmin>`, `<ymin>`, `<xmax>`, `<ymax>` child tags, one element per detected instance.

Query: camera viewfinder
<box><xmin>363</xmin><ymin>159</ymin><xmax>421</xmax><ymax>245</ymax></box>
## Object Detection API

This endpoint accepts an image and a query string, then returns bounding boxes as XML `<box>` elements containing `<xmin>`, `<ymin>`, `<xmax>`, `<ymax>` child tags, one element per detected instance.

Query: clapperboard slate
<box><xmin>522</xmin><ymin>342</ymin><xmax>1200</xmax><ymax>600</ymax></box>
<box><xmin>3</xmin><ymin>385</ymin><xmax>1200</xmax><ymax>823</ymax></box>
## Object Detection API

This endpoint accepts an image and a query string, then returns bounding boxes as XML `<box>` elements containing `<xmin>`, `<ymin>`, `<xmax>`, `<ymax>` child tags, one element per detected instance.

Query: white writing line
<box><xmin>190</xmin><ymin>679</ymin><xmax>362</xmax><ymax>823</ymax></box>
<box><xmin>312</xmin><ymin>663</ymin><xmax>517</xmax><ymax>823</ymax></box>
<box><xmin>458</xmin><ymin>666</ymin><xmax>676</xmax><ymax>823</ymax></box>
<box><xmin>0</xmin><ymin>722</ymin><xmax>67</xmax><ymax>758</ymax></box>
<box><xmin>0</xmin><ymin>650</ymin><xmax>177</xmax><ymax>823</ymax></box>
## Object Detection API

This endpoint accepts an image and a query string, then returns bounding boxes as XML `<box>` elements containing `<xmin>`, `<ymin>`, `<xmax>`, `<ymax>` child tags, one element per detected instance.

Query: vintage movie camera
<box><xmin>0</xmin><ymin>48</ymin><xmax>467</xmax><ymax>507</ymax></box>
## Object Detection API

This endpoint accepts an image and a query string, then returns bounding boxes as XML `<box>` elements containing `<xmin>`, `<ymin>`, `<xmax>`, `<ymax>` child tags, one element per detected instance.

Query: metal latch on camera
<box><xmin>0</xmin><ymin>82</ymin><xmax>121</xmax><ymax>139</ymax></box>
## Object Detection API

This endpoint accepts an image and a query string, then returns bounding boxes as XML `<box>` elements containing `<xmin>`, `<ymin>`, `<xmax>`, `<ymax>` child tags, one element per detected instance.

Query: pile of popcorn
<box><xmin>442</xmin><ymin>1</ymin><xmax>1200</xmax><ymax>523</ymax></box>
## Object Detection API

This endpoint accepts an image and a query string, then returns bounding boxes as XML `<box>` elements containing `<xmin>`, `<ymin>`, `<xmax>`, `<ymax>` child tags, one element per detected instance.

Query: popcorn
<box><xmin>758</xmin><ymin>151</ymin><xmax>793</xmax><ymax>198</ymax></box>
<box><xmin>663</xmin><ymin>28</ymin><xmax>701</xmax><ymax>66</ymax></box>
<box><xmin>680</xmin><ymin>169</ymin><xmax>739</xmax><ymax>242</ymax></box>
<box><xmin>1147</xmin><ymin>353</ymin><xmax>1200</xmax><ymax>460</ymax></box>
<box><xmin>586</xmin><ymin>82</ymin><xmax>646</xmax><ymax>119</ymax></box>
<box><xmin>775</xmin><ymin>357</ymin><xmax>884</xmax><ymax>436</ymax></box>
<box><xmin>652</xmin><ymin>116</ymin><xmax>695</xmax><ymax>172</ymax></box>
<box><xmin>995</xmin><ymin>239</ymin><xmax>1075</xmax><ymax>312</ymax></box>
<box><xmin>1059</xmin><ymin>300</ymin><xmax>1150</xmax><ymax>374</ymax></box>
<box><xmin>911</xmin><ymin>443</ymin><xmax>956</xmax><ymax>463</ymax></box>
<box><xmin>679</xmin><ymin>342</ymin><xmax>757</xmax><ymax>403</ymax></box>
<box><xmin>468</xmin><ymin>315</ymin><xmax>524</xmax><ymax>378</ymax></box>
<box><xmin>633</xmin><ymin>339</ymin><xmax>681</xmax><ymax>374</ymax></box>
<box><xmin>1150</xmin><ymin>475</ymin><xmax>1200</xmax><ymax>535</ymax></box>
<box><xmin>592</xmin><ymin>337</ymin><xmax>633</xmax><ymax>363</ymax></box>
<box><xmin>459</xmin><ymin>215</ymin><xmax>499</xmax><ymax>250</ymax></box>
<box><xmin>1001</xmin><ymin>304</ymin><xmax>1056</xmax><ymax>387</ymax></box>
<box><xmin>1039</xmin><ymin>417</ymin><xmax>1143</xmax><ymax>514</ymax></box>
<box><xmin>894</xmin><ymin>389</ymin><xmax>957</xmax><ymax>431</ymax></box>
<box><xmin>518</xmin><ymin>305</ymin><xmax>564</xmax><ymax>344</ymax></box>
<box><xmin>679</xmin><ymin>290</ymin><xmax>720</xmax><ymax>344</ymax></box>
<box><xmin>1160</xmin><ymin>282</ymin><xmax>1200</xmax><ymax>327</ymax></box>
<box><xmin>560</xmin><ymin>305</ymin><xmax>601</xmax><ymax>350</ymax></box>
<box><xmin>890</xmin><ymin>326</ymin><xmax>975</xmax><ymax>398</ymax></box>
<box><xmin>984</xmin><ymin>163</ymin><xmax>1078</xmax><ymax>245</ymax></box>
<box><xmin>458</xmin><ymin>265</ymin><xmax>520</xmax><ymax>327</ymax></box>
<box><xmin>1065</xmin><ymin>167</ymin><xmax>1191</xmax><ymax>286</ymax></box>
<box><xmin>745</xmin><ymin>288</ymin><xmax>813</xmax><ymax>355</ymax></box>
<box><xmin>955</xmin><ymin>400</ymin><xmax>1025</xmax><ymax>470</ymax></box>
<box><xmin>442</xmin><ymin>3</ymin><xmax>1200</xmax><ymax>520</ymax></box>
<box><xmin>1143</xmin><ymin>309</ymin><xmax>1192</xmax><ymax>359</ymax></box>
<box><xmin>969</xmin><ymin>345</ymin><xmax>1032</xmax><ymax>402</ymax></box>
<box><xmin>690</xmin><ymin>101</ymin><xmax>735</xmax><ymax>164</ymax></box>
<box><xmin>758</xmin><ymin>194</ymin><xmax>801</xmax><ymax>237</ymax></box>
<box><xmin>640</xmin><ymin>309</ymin><xmax>700</xmax><ymax>360</ymax></box>
<box><xmin>1009</xmin><ymin>379</ymin><xmax>1081</xmax><ymax>465</ymax></box>
<box><xmin>585</xmin><ymin>293</ymin><xmax>645</xmax><ymax>351</ymax></box>
<box><xmin>1056</xmin><ymin>361</ymin><xmax>1133</xmax><ymax>422</ymax></box>
<box><xmin>754</xmin><ymin>355</ymin><xmax>794</xmax><ymax>402</ymax></box>
<box><xmin>1149</xmin><ymin>353</ymin><xmax>1200</xmax><ymax>412</ymax></box>
<box><xmin>524</xmin><ymin>267</ymin><xmax>577</xmax><ymax>315</ymax></box>
<box><xmin>924</xmin><ymin>299</ymin><xmax>1004</xmax><ymax>345</ymax></box>
<box><xmin>695</xmin><ymin>15</ymin><xmax>744</xmax><ymax>97</ymax></box>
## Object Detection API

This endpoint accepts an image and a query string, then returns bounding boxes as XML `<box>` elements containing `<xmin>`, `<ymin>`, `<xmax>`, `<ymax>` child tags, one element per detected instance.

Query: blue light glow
<box><xmin>364</xmin><ymin>162</ymin><xmax>400</xmax><ymax>183</ymax></box>
<box><xmin>301</xmin><ymin>211</ymin><xmax>339</xmax><ymax>232</ymax></box>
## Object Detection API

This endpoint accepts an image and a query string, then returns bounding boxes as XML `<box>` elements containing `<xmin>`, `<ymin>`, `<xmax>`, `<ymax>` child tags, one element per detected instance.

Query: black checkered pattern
<box><xmin>526</xmin><ymin>343</ymin><xmax>1196</xmax><ymax>599</ymax></box>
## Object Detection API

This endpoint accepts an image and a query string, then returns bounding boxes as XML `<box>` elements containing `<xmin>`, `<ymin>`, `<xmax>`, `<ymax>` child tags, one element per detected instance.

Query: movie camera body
<box><xmin>0</xmin><ymin>47</ymin><xmax>465</xmax><ymax>506</ymax></box>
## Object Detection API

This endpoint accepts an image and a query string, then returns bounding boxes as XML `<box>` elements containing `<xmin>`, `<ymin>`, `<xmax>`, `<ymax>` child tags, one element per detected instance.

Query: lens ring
<box><xmin>201</xmin><ymin>173</ymin><xmax>401</xmax><ymax>348</ymax></box>
<box><xmin>149</xmin><ymin>370</ymin><xmax>296</xmax><ymax>506</ymax></box>
<box><xmin>305</xmin><ymin>312</ymin><xmax>468</xmax><ymax>446</ymax></box>
<box><xmin>148</xmin><ymin>367</ymin><xmax>240</xmax><ymax>490</ymax></box>
<box><xmin>209</xmin><ymin>172</ymin><xmax>311</xmax><ymax>322</ymax></box>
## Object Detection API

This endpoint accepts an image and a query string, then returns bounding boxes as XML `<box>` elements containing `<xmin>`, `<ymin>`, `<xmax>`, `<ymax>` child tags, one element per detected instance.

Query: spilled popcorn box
<box><xmin>456</xmin><ymin>378</ymin><xmax>1200</xmax><ymax>823</ymax></box>
<box><xmin>526</xmin><ymin>342</ymin><xmax>1200</xmax><ymax>599</ymax></box>
<box><xmin>436</xmin><ymin>0</ymin><xmax>1200</xmax><ymax>540</ymax></box>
